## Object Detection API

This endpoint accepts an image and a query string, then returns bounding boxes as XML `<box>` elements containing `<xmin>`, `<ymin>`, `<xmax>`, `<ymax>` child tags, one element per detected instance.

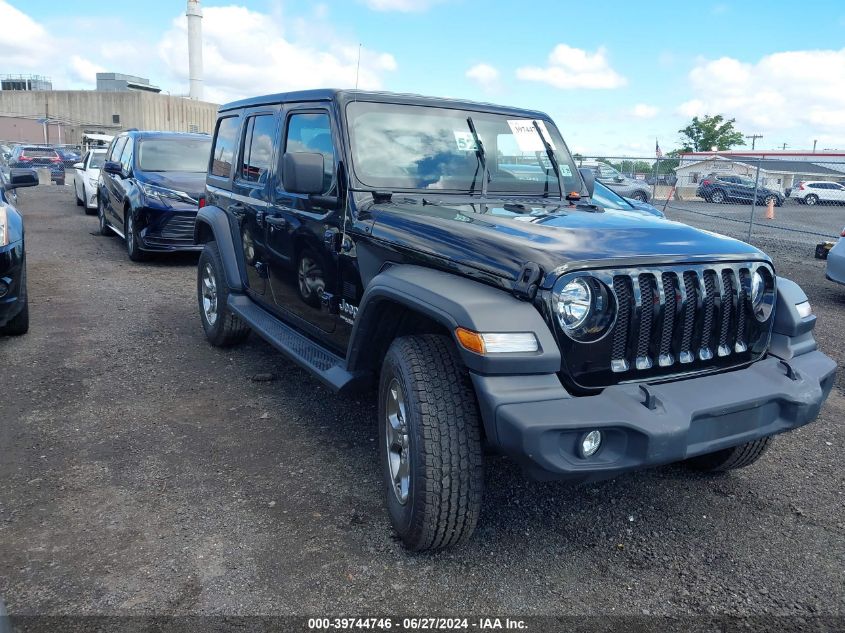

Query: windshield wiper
<box><xmin>532</xmin><ymin>119</ymin><xmax>565</xmax><ymax>202</ymax></box>
<box><xmin>465</xmin><ymin>116</ymin><xmax>489</xmax><ymax>212</ymax></box>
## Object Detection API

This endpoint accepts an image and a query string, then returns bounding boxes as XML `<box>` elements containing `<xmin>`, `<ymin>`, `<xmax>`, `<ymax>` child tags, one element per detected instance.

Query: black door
<box><xmin>265</xmin><ymin>108</ymin><xmax>340</xmax><ymax>334</ymax></box>
<box><xmin>230</xmin><ymin>109</ymin><xmax>280</xmax><ymax>301</ymax></box>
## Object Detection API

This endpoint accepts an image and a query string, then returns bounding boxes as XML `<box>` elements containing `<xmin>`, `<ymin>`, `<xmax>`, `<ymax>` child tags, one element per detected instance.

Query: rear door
<box><xmin>265</xmin><ymin>106</ymin><xmax>341</xmax><ymax>335</ymax></box>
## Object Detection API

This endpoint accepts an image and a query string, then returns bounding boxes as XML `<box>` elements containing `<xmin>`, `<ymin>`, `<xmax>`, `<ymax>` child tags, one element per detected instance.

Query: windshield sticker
<box><xmin>507</xmin><ymin>120</ymin><xmax>556</xmax><ymax>152</ymax></box>
<box><xmin>453</xmin><ymin>131</ymin><xmax>478</xmax><ymax>152</ymax></box>
<box><xmin>560</xmin><ymin>164</ymin><xmax>572</xmax><ymax>177</ymax></box>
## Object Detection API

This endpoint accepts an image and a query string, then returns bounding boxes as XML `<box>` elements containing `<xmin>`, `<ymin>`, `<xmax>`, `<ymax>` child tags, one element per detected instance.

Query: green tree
<box><xmin>678</xmin><ymin>115</ymin><xmax>745</xmax><ymax>152</ymax></box>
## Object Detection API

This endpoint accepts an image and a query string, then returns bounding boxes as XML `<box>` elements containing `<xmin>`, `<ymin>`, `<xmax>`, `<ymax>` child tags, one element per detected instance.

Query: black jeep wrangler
<box><xmin>194</xmin><ymin>90</ymin><xmax>836</xmax><ymax>550</ymax></box>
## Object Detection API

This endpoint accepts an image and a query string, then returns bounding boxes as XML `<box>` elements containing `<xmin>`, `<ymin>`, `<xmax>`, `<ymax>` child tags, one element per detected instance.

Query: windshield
<box><xmin>137</xmin><ymin>138</ymin><xmax>211</xmax><ymax>172</ymax></box>
<box><xmin>89</xmin><ymin>153</ymin><xmax>106</xmax><ymax>169</ymax></box>
<box><xmin>346</xmin><ymin>102</ymin><xmax>582</xmax><ymax>196</ymax></box>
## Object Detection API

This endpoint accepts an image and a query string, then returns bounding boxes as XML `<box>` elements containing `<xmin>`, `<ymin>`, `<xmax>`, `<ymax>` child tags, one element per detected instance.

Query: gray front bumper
<box><xmin>473</xmin><ymin>352</ymin><xmax>836</xmax><ymax>481</ymax></box>
<box><xmin>826</xmin><ymin>239</ymin><xmax>845</xmax><ymax>286</ymax></box>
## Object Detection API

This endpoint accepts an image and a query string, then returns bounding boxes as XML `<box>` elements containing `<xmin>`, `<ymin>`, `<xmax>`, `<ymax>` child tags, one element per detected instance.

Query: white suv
<box><xmin>790</xmin><ymin>181</ymin><xmax>845</xmax><ymax>205</ymax></box>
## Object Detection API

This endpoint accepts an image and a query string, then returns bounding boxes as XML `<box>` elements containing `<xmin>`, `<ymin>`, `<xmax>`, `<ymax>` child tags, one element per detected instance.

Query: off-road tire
<box><xmin>1</xmin><ymin>261</ymin><xmax>29</xmax><ymax>336</ymax></box>
<box><xmin>197</xmin><ymin>241</ymin><xmax>250</xmax><ymax>347</ymax></box>
<box><xmin>378</xmin><ymin>334</ymin><xmax>484</xmax><ymax>551</ymax></box>
<box><xmin>685</xmin><ymin>437</ymin><xmax>773</xmax><ymax>472</ymax></box>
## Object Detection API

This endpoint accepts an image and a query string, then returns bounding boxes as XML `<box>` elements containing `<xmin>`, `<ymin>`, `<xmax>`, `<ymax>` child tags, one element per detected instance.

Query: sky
<box><xmin>2</xmin><ymin>0</ymin><xmax>845</xmax><ymax>156</ymax></box>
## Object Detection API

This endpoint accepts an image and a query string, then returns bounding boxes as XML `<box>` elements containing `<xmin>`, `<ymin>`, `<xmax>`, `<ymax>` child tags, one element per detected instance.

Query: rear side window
<box><xmin>120</xmin><ymin>139</ymin><xmax>133</xmax><ymax>172</ymax></box>
<box><xmin>238</xmin><ymin>114</ymin><xmax>276</xmax><ymax>184</ymax></box>
<box><xmin>211</xmin><ymin>116</ymin><xmax>240</xmax><ymax>178</ymax></box>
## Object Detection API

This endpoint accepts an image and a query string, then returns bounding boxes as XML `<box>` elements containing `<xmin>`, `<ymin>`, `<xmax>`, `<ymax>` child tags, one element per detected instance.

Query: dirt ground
<box><xmin>1</xmin><ymin>186</ymin><xmax>843</xmax><ymax>618</ymax></box>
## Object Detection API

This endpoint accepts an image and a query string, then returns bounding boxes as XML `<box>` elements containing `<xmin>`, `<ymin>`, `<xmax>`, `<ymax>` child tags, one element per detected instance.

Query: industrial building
<box><xmin>95</xmin><ymin>73</ymin><xmax>162</xmax><ymax>94</ymax></box>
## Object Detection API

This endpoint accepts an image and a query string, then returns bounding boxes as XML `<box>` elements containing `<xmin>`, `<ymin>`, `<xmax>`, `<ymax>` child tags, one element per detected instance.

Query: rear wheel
<box><xmin>805</xmin><ymin>194</ymin><xmax>819</xmax><ymax>206</ymax></box>
<box><xmin>764</xmin><ymin>194</ymin><xmax>777</xmax><ymax>206</ymax></box>
<box><xmin>710</xmin><ymin>190</ymin><xmax>726</xmax><ymax>204</ymax></box>
<box><xmin>1</xmin><ymin>261</ymin><xmax>29</xmax><ymax>336</ymax></box>
<box><xmin>197</xmin><ymin>241</ymin><xmax>251</xmax><ymax>347</ymax></box>
<box><xmin>685</xmin><ymin>437</ymin><xmax>772</xmax><ymax>472</ymax></box>
<box><xmin>379</xmin><ymin>335</ymin><xmax>484</xmax><ymax>551</ymax></box>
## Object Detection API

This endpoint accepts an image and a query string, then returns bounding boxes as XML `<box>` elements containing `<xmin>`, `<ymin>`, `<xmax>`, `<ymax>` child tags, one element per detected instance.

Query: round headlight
<box><xmin>750</xmin><ymin>267</ymin><xmax>775</xmax><ymax>321</ymax></box>
<box><xmin>557</xmin><ymin>278</ymin><xmax>592</xmax><ymax>330</ymax></box>
<box><xmin>552</xmin><ymin>275</ymin><xmax>616</xmax><ymax>341</ymax></box>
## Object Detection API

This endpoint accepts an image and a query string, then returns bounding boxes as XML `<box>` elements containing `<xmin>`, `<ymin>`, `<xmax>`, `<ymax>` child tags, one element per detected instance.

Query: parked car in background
<box><xmin>789</xmin><ymin>181</ymin><xmax>845</xmax><ymax>206</ymax></box>
<box><xmin>0</xmin><ymin>167</ymin><xmax>39</xmax><ymax>335</ymax></box>
<box><xmin>696</xmin><ymin>173</ymin><xmax>783</xmax><ymax>206</ymax></box>
<box><xmin>97</xmin><ymin>131</ymin><xmax>212</xmax><ymax>261</ymax></box>
<box><xmin>826</xmin><ymin>227</ymin><xmax>845</xmax><ymax>286</ymax></box>
<box><xmin>581</xmin><ymin>170</ymin><xmax>664</xmax><ymax>218</ymax></box>
<box><xmin>73</xmin><ymin>149</ymin><xmax>107</xmax><ymax>214</ymax></box>
<box><xmin>55</xmin><ymin>147</ymin><xmax>82</xmax><ymax>169</ymax></box>
<box><xmin>9</xmin><ymin>146</ymin><xmax>65</xmax><ymax>185</ymax></box>
<box><xmin>580</xmin><ymin>160</ymin><xmax>651</xmax><ymax>202</ymax></box>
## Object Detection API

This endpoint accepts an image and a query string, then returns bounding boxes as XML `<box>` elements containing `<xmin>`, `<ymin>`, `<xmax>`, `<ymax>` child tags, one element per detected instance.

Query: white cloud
<box><xmin>631</xmin><ymin>103</ymin><xmax>659</xmax><ymax>118</ymax></box>
<box><xmin>516</xmin><ymin>44</ymin><xmax>626</xmax><ymax>90</ymax></box>
<box><xmin>362</xmin><ymin>0</ymin><xmax>443</xmax><ymax>11</ymax></box>
<box><xmin>68</xmin><ymin>56</ymin><xmax>106</xmax><ymax>85</ymax></box>
<box><xmin>157</xmin><ymin>5</ymin><xmax>397</xmax><ymax>103</ymax></box>
<box><xmin>0</xmin><ymin>0</ymin><xmax>50</xmax><ymax>68</ymax></box>
<box><xmin>465</xmin><ymin>63</ymin><xmax>499</xmax><ymax>92</ymax></box>
<box><xmin>677</xmin><ymin>49</ymin><xmax>845</xmax><ymax>144</ymax></box>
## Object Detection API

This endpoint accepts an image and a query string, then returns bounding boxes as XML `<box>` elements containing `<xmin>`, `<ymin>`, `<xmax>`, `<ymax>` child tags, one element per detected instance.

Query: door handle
<box><xmin>265</xmin><ymin>215</ymin><xmax>286</xmax><ymax>228</ymax></box>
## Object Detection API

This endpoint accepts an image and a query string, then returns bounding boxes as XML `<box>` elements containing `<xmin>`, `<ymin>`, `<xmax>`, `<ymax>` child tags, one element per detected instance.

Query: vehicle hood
<box><xmin>137</xmin><ymin>171</ymin><xmax>206</xmax><ymax>200</ymax></box>
<box><xmin>622</xmin><ymin>197</ymin><xmax>664</xmax><ymax>218</ymax></box>
<box><xmin>369</xmin><ymin>200</ymin><xmax>766</xmax><ymax>288</ymax></box>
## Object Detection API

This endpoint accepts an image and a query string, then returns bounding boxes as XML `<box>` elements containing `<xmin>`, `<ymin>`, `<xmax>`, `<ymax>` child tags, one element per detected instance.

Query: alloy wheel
<box><xmin>201</xmin><ymin>263</ymin><xmax>218</xmax><ymax>326</ymax></box>
<box><xmin>385</xmin><ymin>378</ymin><xmax>410</xmax><ymax>505</ymax></box>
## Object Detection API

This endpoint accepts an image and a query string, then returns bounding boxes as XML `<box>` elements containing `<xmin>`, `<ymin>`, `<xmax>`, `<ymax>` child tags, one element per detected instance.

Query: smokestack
<box><xmin>186</xmin><ymin>0</ymin><xmax>203</xmax><ymax>100</ymax></box>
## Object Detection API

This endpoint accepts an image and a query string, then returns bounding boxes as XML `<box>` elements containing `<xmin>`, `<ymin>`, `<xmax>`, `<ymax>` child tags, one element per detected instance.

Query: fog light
<box><xmin>580</xmin><ymin>430</ymin><xmax>602</xmax><ymax>458</ymax></box>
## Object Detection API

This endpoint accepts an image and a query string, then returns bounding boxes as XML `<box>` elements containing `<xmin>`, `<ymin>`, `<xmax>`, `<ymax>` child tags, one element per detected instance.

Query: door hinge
<box><xmin>255</xmin><ymin>261</ymin><xmax>269</xmax><ymax>278</ymax></box>
<box><xmin>320</xmin><ymin>291</ymin><xmax>339</xmax><ymax>314</ymax></box>
<box><xmin>324</xmin><ymin>229</ymin><xmax>341</xmax><ymax>252</ymax></box>
<box><xmin>513</xmin><ymin>261</ymin><xmax>542</xmax><ymax>301</ymax></box>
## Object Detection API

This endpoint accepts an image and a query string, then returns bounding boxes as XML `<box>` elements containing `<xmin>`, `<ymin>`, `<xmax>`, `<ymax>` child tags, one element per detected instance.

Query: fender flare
<box><xmin>347</xmin><ymin>265</ymin><xmax>561</xmax><ymax>375</ymax></box>
<box><xmin>194</xmin><ymin>205</ymin><xmax>244</xmax><ymax>291</ymax></box>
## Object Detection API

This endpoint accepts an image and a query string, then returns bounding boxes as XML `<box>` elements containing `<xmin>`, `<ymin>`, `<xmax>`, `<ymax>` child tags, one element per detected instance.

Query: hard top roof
<box><xmin>219</xmin><ymin>89</ymin><xmax>550</xmax><ymax>119</ymax></box>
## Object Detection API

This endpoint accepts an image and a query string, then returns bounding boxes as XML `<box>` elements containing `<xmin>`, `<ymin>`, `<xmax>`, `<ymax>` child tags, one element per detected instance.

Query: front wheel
<box><xmin>1</xmin><ymin>261</ymin><xmax>29</xmax><ymax>336</ymax></box>
<box><xmin>710</xmin><ymin>190</ymin><xmax>726</xmax><ymax>204</ymax></box>
<box><xmin>685</xmin><ymin>437</ymin><xmax>772</xmax><ymax>472</ymax></box>
<box><xmin>379</xmin><ymin>335</ymin><xmax>484</xmax><ymax>551</ymax></box>
<box><xmin>197</xmin><ymin>241</ymin><xmax>251</xmax><ymax>347</ymax></box>
<box><xmin>124</xmin><ymin>209</ymin><xmax>148</xmax><ymax>262</ymax></box>
<box><xmin>630</xmin><ymin>190</ymin><xmax>648</xmax><ymax>202</ymax></box>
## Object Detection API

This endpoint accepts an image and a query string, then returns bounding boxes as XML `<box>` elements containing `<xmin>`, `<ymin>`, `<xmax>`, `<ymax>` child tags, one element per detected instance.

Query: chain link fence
<box><xmin>576</xmin><ymin>155</ymin><xmax>845</xmax><ymax>260</ymax></box>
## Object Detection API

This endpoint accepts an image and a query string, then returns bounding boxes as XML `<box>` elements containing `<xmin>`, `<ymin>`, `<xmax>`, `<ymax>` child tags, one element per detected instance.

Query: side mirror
<box><xmin>579</xmin><ymin>167</ymin><xmax>595</xmax><ymax>197</ymax></box>
<box><xmin>73</xmin><ymin>162</ymin><xmax>84</xmax><ymax>170</ymax></box>
<box><xmin>4</xmin><ymin>168</ymin><xmax>39</xmax><ymax>191</ymax></box>
<box><xmin>103</xmin><ymin>161</ymin><xmax>123</xmax><ymax>175</ymax></box>
<box><xmin>282</xmin><ymin>152</ymin><xmax>324</xmax><ymax>195</ymax></box>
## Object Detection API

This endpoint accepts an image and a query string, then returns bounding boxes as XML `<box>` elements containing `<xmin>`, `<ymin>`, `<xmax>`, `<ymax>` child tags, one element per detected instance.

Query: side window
<box><xmin>109</xmin><ymin>137</ymin><xmax>127</xmax><ymax>162</ymax></box>
<box><xmin>284</xmin><ymin>112</ymin><xmax>335</xmax><ymax>194</ymax></box>
<box><xmin>237</xmin><ymin>114</ymin><xmax>276</xmax><ymax>184</ymax></box>
<box><xmin>210</xmin><ymin>116</ymin><xmax>240</xmax><ymax>178</ymax></box>
<box><xmin>119</xmin><ymin>138</ymin><xmax>133</xmax><ymax>172</ymax></box>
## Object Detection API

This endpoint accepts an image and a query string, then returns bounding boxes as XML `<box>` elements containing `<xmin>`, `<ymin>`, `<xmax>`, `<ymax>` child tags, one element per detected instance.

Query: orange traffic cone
<box><xmin>766</xmin><ymin>198</ymin><xmax>775</xmax><ymax>220</ymax></box>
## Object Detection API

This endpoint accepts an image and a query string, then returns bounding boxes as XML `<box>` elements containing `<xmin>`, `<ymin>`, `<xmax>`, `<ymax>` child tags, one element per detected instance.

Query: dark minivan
<box><xmin>97</xmin><ymin>131</ymin><xmax>211</xmax><ymax>261</ymax></box>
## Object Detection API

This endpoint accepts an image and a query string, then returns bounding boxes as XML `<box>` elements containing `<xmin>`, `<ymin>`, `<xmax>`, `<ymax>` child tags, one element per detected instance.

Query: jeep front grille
<box><xmin>556</xmin><ymin>262</ymin><xmax>774</xmax><ymax>390</ymax></box>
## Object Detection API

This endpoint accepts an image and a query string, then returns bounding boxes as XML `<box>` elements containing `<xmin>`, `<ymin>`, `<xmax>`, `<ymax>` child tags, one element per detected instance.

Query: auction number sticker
<box><xmin>453</xmin><ymin>131</ymin><xmax>478</xmax><ymax>152</ymax></box>
<box><xmin>507</xmin><ymin>119</ymin><xmax>556</xmax><ymax>152</ymax></box>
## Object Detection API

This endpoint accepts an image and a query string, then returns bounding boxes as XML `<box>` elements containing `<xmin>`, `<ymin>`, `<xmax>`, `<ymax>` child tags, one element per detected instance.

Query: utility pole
<box><xmin>745</xmin><ymin>134</ymin><xmax>763</xmax><ymax>150</ymax></box>
<box><xmin>782</xmin><ymin>142</ymin><xmax>788</xmax><ymax>151</ymax></box>
<box><xmin>813</xmin><ymin>139</ymin><xmax>818</xmax><ymax>153</ymax></box>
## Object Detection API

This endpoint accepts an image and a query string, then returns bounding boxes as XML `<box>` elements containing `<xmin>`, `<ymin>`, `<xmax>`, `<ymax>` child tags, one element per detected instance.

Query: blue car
<box><xmin>0</xmin><ymin>167</ymin><xmax>39</xmax><ymax>335</ymax></box>
<box><xmin>97</xmin><ymin>131</ymin><xmax>212</xmax><ymax>261</ymax></box>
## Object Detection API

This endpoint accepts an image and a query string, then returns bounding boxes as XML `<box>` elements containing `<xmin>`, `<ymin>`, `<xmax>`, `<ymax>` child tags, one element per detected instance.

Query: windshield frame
<box><xmin>342</xmin><ymin>100</ymin><xmax>586</xmax><ymax>198</ymax></box>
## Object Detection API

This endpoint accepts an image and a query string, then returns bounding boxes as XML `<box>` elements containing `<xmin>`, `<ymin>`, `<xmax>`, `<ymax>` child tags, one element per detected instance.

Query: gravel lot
<box><xmin>1</xmin><ymin>186</ymin><xmax>843</xmax><ymax>618</ymax></box>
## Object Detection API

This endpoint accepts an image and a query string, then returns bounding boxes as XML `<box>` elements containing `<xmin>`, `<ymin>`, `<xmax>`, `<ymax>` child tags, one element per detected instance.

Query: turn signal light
<box><xmin>455</xmin><ymin>328</ymin><xmax>539</xmax><ymax>355</ymax></box>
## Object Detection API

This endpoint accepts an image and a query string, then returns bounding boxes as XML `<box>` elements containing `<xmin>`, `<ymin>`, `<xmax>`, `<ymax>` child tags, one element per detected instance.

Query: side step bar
<box><xmin>227</xmin><ymin>294</ymin><xmax>363</xmax><ymax>393</ymax></box>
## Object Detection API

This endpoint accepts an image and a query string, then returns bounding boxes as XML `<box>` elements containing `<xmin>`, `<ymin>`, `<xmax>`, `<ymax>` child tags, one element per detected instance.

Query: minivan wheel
<box><xmin>1</xmin><ymin>260</ymin><xmax>29</xmax><ymax>336</ymax></box>
<box><xmin>710</xmin><ymin>190</ymin><xmax>726</xmax><ymax>204</ymax></box>
<box><xmin>97</xmin><ymin>197</ymin><xmax>113</xmax><ymax>236</ymax></box>
<box><xmin>378</xmin><ymin>335</ymin><xmax>483</xmax><ymax>551</ymax></box>
<box><xmin>197</xmin><ymin>241</ymin><xmax>250</xmax><ymax>347</ymax></box>
<box><xmin>125</xmin><ymin>210</ymin><xmax>148</xmax><ymax>262</ymax></box>
<box><xmin>685</xmin><ymin>437</ymin><xmax>772</xmax><ymax>472</ymax></box>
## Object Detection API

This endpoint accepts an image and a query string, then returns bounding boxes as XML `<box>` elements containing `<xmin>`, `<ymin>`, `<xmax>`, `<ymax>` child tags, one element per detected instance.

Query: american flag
<box><xmin>655</xmin><ymin>139</ymin><xmax>664</xmax><ymax>158</ymax></box>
